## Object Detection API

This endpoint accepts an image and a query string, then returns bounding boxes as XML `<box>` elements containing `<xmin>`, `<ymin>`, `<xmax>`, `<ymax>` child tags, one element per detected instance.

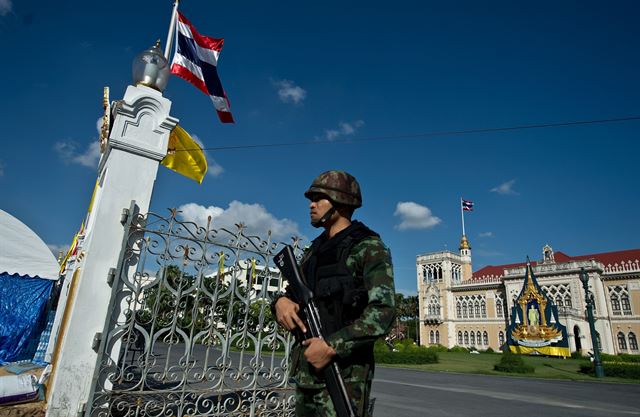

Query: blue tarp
<box><xmin>0</xmin><ymin>272</ymin><xmax>53</xmax><ymax>364</ymax></box>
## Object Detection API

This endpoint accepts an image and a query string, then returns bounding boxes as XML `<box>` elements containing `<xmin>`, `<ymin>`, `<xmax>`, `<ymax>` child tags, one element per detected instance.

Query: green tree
<box><xmin>392</xmin><ymin>294</ymin><xmax>419</xmax><ymax>342</ymax></box>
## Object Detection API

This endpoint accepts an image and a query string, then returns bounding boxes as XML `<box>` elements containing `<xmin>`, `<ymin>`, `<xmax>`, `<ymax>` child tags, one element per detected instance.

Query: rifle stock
<box><xmin>274</xmin><ymin>245</ymin><xmax>358</xmax><ymax>417</ymax></box>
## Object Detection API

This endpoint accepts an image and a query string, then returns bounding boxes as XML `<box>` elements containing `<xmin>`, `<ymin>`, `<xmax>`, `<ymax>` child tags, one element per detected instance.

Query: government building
<box><xmin>416</xmin><ymin>236</ymin><xmax>640</xmax><ymax>355</ymax></box>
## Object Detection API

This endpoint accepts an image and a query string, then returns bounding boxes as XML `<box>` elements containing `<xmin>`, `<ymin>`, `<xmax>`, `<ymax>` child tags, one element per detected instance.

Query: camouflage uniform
<box><xmin>275</xmin><ymin>170</ymin><xmax>395</xmax><ymax>416</ymax></box>
<box><xmin>291</xmin><ymin>224</ymin><xmax>395</xmax><ymax>417</ymax></box>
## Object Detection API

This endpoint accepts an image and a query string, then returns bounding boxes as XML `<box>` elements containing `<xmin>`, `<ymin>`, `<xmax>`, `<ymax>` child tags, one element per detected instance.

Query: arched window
<box><xmin>556</xmin><ymin>295</ymin><xmax>563</xmax><ymax>307</ymax></box>
<box><xmin>496</xmin><ymin>300</ymin><xmax>503</xmax><ymax>317</ymax></box>
<box><xmin>629</xmin><ymin>333</ymin><xmax>638</xmax><ymax>351</ymax></box>
<box><xmin>470</xmin><ymin>332</ymin><xmax>476</xmax><ymax>346</ymax></box>
<box><xmin>611</xmin><ymin>295</ymin><xmax>621</xmax><ymax>315</ymax></box>
<box><xmin>464</xmin><ymin>331</ymin><xmax>469</xmax><ymax>345</ymax></box>
<box><xmin>452</xmin><ymin>266</ymin><xmax>460</xmax><ymax>282</ymax></box>
<box><xmin>476</xmin><ymin>331</ymin><xmax>482</xmax><ymax>346</ymax></box>
<box><xmin>475</xmin><ymin>301</ymin><xmax>480</xmax><ymax>317</ymax></box>
<box><xmin>435</xmin><ymin>330</ymin><xmax>440</xmax><ymax>344</ymax></box>
<box><xmin>621</xmin><ymin>295</ymin><xmax>632</xmax><ymax>315</ymax></box>
<box><xmin>618</xmin><ymin>332</ymin><xmax>627</xmax><ymax>351</ymax></box>
<box><xmin>458</xmin><ymin>331</ymin><xmax>463</xmax><ymax>345</ymax></box>
<box><xmin>456</xmin><ymin>302</ymin><xmax>461</xmax><ymax>318</ymax></box>
<box><xmin>498</xmin><ymin>331</ymin><xmax>505</xmax><ymax>347</ymax></box>
<box><xmin>564</xmin><ymin>295</ymin><xmax>572</xmax><ymax>308</ymax></box>
<box><xmin>462</xmin><ymin>302</ymin><xmax>468</xmax><ymax>318</ymax></box>
<box><xmin>481</xmin><ymin>301</ymin><xmax>487</xmax><ymax>318</ymax></box>
<box><xmin>429</xmin><ymin>330</ymin><xmax>434</xmax><ymax>344</ymax></box>
<box><xmin>483</xmin><ymin>331</ymin><xmax>489</xmax><ymax>346</ymax></box>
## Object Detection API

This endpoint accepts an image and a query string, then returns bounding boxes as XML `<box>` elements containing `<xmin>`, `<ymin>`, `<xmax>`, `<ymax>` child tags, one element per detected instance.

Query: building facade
<box><xmin>417</xmin><ymin>237</ymin><xmax>640</xmax><ymax>355</ymax></box>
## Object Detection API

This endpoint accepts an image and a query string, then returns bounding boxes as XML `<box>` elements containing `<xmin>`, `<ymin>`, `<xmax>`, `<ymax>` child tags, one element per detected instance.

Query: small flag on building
<box><xmin>170</xmin><ymin>12</ymin><xmax>234</xmax><ymax>123</ymax></box>
<box><xmin>462</xmin><ymin>199</ymin><xmax>474</xmax><ymax>212</ymax></box>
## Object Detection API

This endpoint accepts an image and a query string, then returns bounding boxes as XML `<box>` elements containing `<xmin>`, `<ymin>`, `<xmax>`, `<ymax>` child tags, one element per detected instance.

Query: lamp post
<box><xmin>579</xmin><ymin>268</ymin><xmax>605</xmax><ymax>378</ymax></box>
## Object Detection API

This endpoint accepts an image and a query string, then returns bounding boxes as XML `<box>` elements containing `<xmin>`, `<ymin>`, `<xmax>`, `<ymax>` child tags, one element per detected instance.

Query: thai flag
<box><xmin>170</xmin><ymin>12</ymin><xmax>234</xmax><ymax>123</ymax></box>
<box><xmin>462</xmin><ymin>199</ymin><xmax>474</xmax><ymax>211</ymax></box>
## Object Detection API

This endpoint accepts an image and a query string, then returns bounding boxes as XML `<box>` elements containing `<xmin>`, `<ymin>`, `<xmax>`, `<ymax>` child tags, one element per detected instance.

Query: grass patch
<box><xmin>379</xmin><ymin>351</ymin><xmax>640</xmax><ymax>383</ymax></box>
<box><xmin>494</xmin><ymin>351</ymin><xmax>534</xmax><ymax>374</ymax></box>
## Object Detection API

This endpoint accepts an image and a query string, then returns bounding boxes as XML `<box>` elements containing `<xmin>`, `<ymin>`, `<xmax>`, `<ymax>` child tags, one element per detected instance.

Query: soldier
<box><xmin>273</xmin><ymin>170</ymin><xmax>396</xmax><ymax>416</ymax></box>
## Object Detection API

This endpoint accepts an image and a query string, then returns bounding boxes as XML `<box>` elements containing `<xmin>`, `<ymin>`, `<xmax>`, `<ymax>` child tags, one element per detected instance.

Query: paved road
<box><xmin>372</xmin><ymin>367</ymin><xmax>640</xmax><ymax>417</ymax></box>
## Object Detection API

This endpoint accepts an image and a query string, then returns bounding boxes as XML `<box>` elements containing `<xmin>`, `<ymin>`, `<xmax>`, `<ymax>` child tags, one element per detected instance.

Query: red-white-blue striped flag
<box><xmin>170</xmin><ymin>12</ymin><xmax>234</xmax><ymax>123</ymax></box>
<box><xmin>462</xmin><ymin>199</ymin><xmax>474</xmax><ymax>211</ymax></box>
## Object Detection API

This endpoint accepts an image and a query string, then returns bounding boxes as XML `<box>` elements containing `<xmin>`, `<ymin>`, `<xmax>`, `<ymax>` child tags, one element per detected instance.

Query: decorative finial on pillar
<box><xmin>132</xmin><ymin>41</ymin><xmax>170</xmax><ymax>92</ymax></box>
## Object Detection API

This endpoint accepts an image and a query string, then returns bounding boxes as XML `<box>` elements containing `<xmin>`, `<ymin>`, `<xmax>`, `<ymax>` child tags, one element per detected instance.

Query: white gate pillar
<box><xmin>46</xmin><ymin>84</ymin><xmax>177</xmax><ymax>416</ymax></box>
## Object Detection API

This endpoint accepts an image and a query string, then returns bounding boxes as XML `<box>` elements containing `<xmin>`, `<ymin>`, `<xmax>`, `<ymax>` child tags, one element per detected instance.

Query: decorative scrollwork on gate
<box><xmin>88</xmin><ymin>208</ymin><xmax>304</xmax><ymax>416</ymax></box>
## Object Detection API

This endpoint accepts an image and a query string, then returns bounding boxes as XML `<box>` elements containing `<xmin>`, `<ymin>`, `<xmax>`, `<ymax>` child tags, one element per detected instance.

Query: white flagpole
<box><xmin>461</xmin><ymin>197</ymin><xmax>466</xmax><ymax>236</ymax></box>
<box><xmin>164</xmin><ymin>0</ymin><xmax>180</xmax><ymax>59</ymax></box>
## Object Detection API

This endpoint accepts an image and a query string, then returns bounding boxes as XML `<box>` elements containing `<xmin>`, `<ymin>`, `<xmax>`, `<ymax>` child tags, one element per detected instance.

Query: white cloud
<box><xmin>394</xmin><ymin>201</ymin><xmax>442</xmax><ymax>231</ymax></box>
<box><xmin>490</xmin><ymin>179</ymin><xmax>519</xmax><ymax>195</ymax></box>
<box><xmin>54</xmin><ymin>141</ymin><xmax>101</xmax><ymax>168</ymax></box>
<box><xmin>47</xmin><ymin>243</ymin><xmax>69</xmax><ymax>258</ymax></box>
<box><xmin>207</xmin><ymin>160</ymin><xmax>224</xmax><ymax>177</ymax></box>
<box><xmin>55</xmin><ymin>117</ymin><xmax>103</xmax><ymax>168</ymax></box>
<box><xmin>322</xmin><ymin>120</ymin><xmax>365</xmax><ymax>141</ymax></box>
<box><xmin>474</xmin><ymin>249</ymin><xmax>505</xmax><ymax>258</ymax></box>
<box><xmin>0</xmin><ymin>0</ymin><xmax>12</xmax><ymax>16</ymax></box>
<box><xmin>177</xmin><ymin>201</ymin><xmax>303</xmax><ymax>242</ymax></box>
<box><xmin>479</xmin><ymin>232</ymin><xmax>494</xmax><ymax>238</ymax></box>
<box><xmin>191</xmin><ymin>134</ymin><xmax>224</xmax><ymax>178</ymax></box>
<box><xmin>272</xmin><ymin>79</ymin><xmax>307</xmax><ymax>104</ymax></box>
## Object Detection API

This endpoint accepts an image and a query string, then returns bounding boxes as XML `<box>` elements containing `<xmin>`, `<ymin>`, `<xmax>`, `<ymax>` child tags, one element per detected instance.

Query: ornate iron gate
<box><xmin>87</xmin><ymin>204</ymin><xmax>302</xmax><ymax>416</ymax></box>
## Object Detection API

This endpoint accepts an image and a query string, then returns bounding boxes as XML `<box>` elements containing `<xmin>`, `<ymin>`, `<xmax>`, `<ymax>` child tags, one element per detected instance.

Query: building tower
<box><xmin>460</xmin><ymin>235</ymin><xmax>472</xmax><ymax>280</ymax></box>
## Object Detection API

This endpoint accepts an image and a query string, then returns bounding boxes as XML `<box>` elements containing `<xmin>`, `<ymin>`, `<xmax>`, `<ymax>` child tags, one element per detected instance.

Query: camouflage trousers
<box><xmin>294</xmin><ymin>379</ymin><xmax>372</xmax><ymax>417</ymax></box>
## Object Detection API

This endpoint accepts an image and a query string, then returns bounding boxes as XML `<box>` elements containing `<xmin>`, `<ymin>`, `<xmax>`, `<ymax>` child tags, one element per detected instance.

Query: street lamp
<box><xmin>579</xmin><ymin>268</ymin><xmax>605</xmax><ymax>378</ymax></box>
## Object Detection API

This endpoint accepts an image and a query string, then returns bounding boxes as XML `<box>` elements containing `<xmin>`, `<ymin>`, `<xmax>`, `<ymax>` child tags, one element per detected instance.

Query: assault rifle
<box><xmin>274</xmin><ymin>245</ymin><xmax>358</xmax><ymax>417</ymax></box>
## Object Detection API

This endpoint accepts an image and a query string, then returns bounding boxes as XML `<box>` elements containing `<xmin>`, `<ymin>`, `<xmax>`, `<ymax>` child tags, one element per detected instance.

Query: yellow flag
<box><xmin>87</xmin><ymin>178</ymin><xmax>99</xmax><ymax>215</ymax></box>
<box><xmin>161</xmin><ymin>125</ymin><xmax>208</xmax><ymax>184</ymax></box>
<box><xmin>59</xmin><ymin>222</ymin><xmax>83</xmax><ymax>275</ymax></box>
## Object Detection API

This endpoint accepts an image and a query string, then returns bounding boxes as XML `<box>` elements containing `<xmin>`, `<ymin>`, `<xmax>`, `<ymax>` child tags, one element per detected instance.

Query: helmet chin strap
<box><xmin>311</xmin><ymin>206</ymin><xmax>336</xmax><ymax>228</ymax></box>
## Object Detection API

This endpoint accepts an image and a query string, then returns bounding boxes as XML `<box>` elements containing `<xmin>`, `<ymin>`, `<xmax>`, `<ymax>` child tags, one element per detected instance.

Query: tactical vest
<box><xmin>302</xmin><ymin>221</ymin><xmax>379</xmax><ymax>338</ymax></box>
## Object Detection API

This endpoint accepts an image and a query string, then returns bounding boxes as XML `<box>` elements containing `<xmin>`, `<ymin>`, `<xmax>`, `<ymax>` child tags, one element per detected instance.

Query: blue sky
<box><xmin>0</xmin><ymin>0</ymin><xmax>638</xmax><ymax>294</ymax></box>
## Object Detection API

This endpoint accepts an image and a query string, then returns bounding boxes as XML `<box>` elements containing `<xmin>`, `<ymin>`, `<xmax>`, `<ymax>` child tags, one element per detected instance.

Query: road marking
<box><xmin>374</xmin><ymin>378</ymin><xmax>640</xmax><ymax>415</ymax></box>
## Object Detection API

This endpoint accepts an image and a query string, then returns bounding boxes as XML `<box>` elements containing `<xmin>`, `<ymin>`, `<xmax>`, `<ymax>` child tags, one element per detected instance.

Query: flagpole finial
<box><xmin>459</xmin><ymin>234</ymin><xmax>471</xmax><ymax>250</ymax></box>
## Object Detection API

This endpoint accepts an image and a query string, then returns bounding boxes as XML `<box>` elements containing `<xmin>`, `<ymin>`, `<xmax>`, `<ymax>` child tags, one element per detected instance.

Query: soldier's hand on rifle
<box><xmin>302</xmin><ymin>337</ymin><xmax>336</xmax><ymax>370</ymax></box>
<box><xmin>275</xmin><ymin>296</ymin><xmax>307</xmax><ymax>333</ymax></box>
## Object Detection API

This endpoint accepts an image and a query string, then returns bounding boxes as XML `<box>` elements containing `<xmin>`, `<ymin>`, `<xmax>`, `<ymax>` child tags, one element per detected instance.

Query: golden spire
<box><xmin>459</xmin><ymin>234</ymin><xmax>471</xmax><ymax>250</ymax></box>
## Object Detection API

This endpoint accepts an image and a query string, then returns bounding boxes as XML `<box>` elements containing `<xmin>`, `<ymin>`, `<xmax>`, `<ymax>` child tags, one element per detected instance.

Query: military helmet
<box><xmin>304</xmin><ymin>170</ymin><xmax>362</xmax><ymax>208</ymax></box>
